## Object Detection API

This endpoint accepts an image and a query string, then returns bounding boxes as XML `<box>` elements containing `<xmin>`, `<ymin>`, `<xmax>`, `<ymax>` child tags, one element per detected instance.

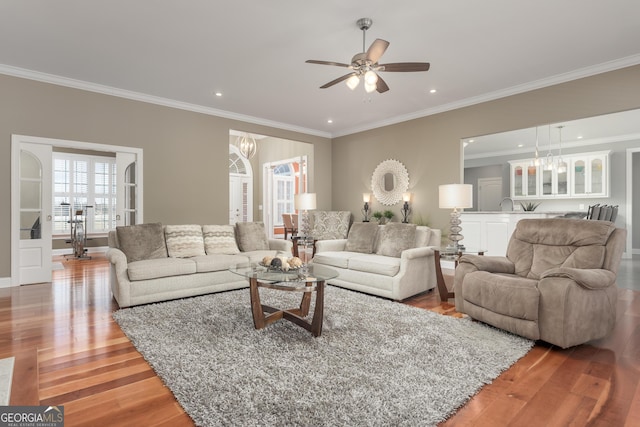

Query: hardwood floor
<box><xmin>1</xmin><ymin>255</ymin><xmax>638</xmax><ymax>426</ymax></box>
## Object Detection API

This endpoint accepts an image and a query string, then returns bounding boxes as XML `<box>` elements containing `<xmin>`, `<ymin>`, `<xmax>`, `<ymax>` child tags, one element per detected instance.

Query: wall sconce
<box><xmin>439</xmin><ymin>184</ymin><xmax>473</xmax><ymax>250</ymax></box>
<box><xmin>362</xmin><ymin>193</ymin><xmax>371</xmax><ymax>222</ymax></box>
<box><xmin>401</xmin><ymin>192</ymin><xmax>411</xmax><ymax>223</ymax></box>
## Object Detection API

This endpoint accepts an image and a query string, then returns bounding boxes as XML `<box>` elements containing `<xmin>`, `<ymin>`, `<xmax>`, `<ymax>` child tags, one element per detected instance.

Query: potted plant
<box><xmin>520</xmin><ymin>202</ymin><xmax>540</xmax><ymax>212</ymax></box>
<box><xmin>372</xmin><ymin>211</ymin><xmax>384</xmax><ymax>223</ymax></box>
<box><xmin>383</xmin><ymin>210</ymin><xmax>395</xmax><ymax>223</ymax></box>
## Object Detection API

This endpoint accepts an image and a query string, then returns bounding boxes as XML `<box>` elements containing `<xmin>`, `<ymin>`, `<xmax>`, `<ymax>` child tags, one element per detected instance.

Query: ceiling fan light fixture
<box><xmin>346</xmin><ymin>75</ymin><xmax>360</xmax><ymax>90</ymax></box>
<box><xmin>364</xmin><ymin>70</ymin><xmax>378</xmax><ymax>85</ymax></box>
<box><xmin>364</xmin><ymin>81</ymin><xmax>377</xmax><ymax>93</ymax></box>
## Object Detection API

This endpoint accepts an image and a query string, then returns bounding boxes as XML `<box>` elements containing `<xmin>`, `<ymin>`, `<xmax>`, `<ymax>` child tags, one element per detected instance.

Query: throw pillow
<box><xmin>310</xmin><ymin>211</ymin><xmax>351</xmax><ymax>240</ymax></box>
<box><xmin>235</xmin><ymin>222</ymin><xmax>270</xmax><ymax>252</ymax></box>
<box><xmin>203</xmin><ymin>224</ymin><xmax>240</xmax><ymax>255</ymax></box>
<box><xmin>165</xmin><ymin>225</ymin><xmax>206</xmax><ymax>258</ymax></box>
<box><xmin>116</xmin><ymin>223</ymin><xmax>167</xmax><ymax>262</ymax></box>
<box><xmin>345</xmin><ymin>222</ymin><xmax>379</xmax><ymax>253</ymax></box>
<box><xmin>376</xmin><ymin>223</ymin><xmax>417</xmax><ymax>258</ymax></box>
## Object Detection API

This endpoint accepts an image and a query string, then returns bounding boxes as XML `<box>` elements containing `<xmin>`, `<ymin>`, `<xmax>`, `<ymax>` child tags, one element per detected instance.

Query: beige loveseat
<box><xmin>107</xmin><ymin>222</ymin><xmax>292</xmax><ymax>308</ymax></box>
<box><xmin>313</xmin><ymin>223</ymin><xmax>441</xmax><ymax>301</ymax></box>
<box><xmin>454</xmin><ymin>218</ymin><xmax>626</xmax><ymax>348</ymax></box>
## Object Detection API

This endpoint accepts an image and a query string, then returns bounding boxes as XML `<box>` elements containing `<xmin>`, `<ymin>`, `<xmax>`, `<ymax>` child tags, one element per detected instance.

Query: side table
<box><xmin>291</xmin><ymin>236</ymin><xmax>317</xmax><ymax>262</ymax></box>
<box><xmin>434</xmin><ymin>247</ymin><xmax>485</xmax><ymax>302</ymax></box>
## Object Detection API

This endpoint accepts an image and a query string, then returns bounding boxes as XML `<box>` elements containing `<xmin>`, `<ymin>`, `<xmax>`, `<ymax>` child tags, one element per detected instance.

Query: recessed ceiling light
<box><xmin>327</xmin><ymin>119</ymin><xmax>333</xmax><ymax>124</ymax></box>
<box><xmin>577</xmin><ymin>135</ymin><xmax>583</xmax><ymax>139</ymax></box>
<box><xmin>429</xmin><ymin>89</ymin><xmax>437</xmax><ymax>93</ymax></box>
<box><xmin>468</xmin><ymin>139</ymin><xmax>474</xmax><ymax>143</ymax></box>
<box><xmin>517</xmin><ymin>144</ymin><xmax>524</xmax><ymax>148</ymax></box>
<box><xmin>214</xmin><ymin>92</ymin><xmax>222</xmax><ymax>97</ymax></box>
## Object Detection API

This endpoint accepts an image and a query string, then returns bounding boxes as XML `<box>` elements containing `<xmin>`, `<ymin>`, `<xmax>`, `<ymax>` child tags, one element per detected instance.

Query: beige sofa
<box><xmin>107</xmin><ymin>222</ymin><xmax>292</xmax><ymax>308</ymax></box>
<box><xmin>313</xmin><ymin>223</ymin><xmax>441</xmax><ymax>301</ymax></box>
<box><xmin>454</xmin><ymin>218</ymin><xmax>626</xmax><ymax>348</ymax></box>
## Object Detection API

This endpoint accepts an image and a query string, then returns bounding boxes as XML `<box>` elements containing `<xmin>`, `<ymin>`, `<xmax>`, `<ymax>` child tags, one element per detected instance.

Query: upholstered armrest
<box><xmin>107</xmin><ymin>247</ymin><xmax>128</xmax><ymax>265</ymax></box>
<box><xmin>315</xmin><ymin>239</ymin><xmax>347</xmax><ymax>252</ymax></box>
<box><xmin>268</xmin><ymin>239</ymin><xmax>293</xmax><ymax>252</ymax></box>
<box><xmin>541</xmin><ymin>267</ymin><xmax>616</xmax><ymax>290</ymax></box>
<box><xmin>459</xmin><ymin>254</ymin><xmax>515</xmax><ymax>274</ymax></box>
<box><xmin>401</xmin><ymin>246</ymin><xmax>434</xmax><ymax>260</ymax></box>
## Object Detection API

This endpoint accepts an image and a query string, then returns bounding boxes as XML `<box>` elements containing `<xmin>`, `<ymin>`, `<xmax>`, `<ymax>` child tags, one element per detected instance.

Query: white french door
<box><xmin>12</xmin><ymin>139</ymin><xmax>53</xmax><ymax>285</ymax></box>
<box><xmin>11</xmin><ymin>135</ymin><xmax>143</xmax><ymax>287</ymax></box>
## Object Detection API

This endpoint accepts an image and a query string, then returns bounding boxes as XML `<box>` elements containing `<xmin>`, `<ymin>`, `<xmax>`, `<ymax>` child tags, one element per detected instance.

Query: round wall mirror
<box><xmin>371</xmin><ymin>159</ymin><xmax>409</xmax><ymax>205</ymax></box>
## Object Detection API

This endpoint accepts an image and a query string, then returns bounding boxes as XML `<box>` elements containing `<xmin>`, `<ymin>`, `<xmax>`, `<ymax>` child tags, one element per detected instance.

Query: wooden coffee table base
<box><xmin>249</xmin><ymin>276</ymin><xmax>325</xmax><ymax>337</ymax></box>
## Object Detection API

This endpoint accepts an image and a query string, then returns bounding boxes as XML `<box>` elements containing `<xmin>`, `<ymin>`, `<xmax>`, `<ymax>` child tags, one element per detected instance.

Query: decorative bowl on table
<box><xmin>260</xmin><ymin>256</ymin><xmax>304</xmax><ymax>271</ymax></box>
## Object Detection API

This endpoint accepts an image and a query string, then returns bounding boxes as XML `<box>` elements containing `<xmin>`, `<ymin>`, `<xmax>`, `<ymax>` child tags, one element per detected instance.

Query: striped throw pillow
<box><xmin>203</xmin><ymin>225</ymin><xmax>240</xmax><ymax>255</ymax></box>
<box><xmin>164</xmin><ymin>225</ymin><xmax>206</xmax><ymax>258</ymax></box>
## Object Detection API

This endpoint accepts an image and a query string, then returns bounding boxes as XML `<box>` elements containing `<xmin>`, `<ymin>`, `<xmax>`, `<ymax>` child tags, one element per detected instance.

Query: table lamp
<box><xmin>439</xmin><ymin>184</ymin><xmax>473</xmax><ymax>250</ymax></box>
<box><xmin>294</xmin><ymin>192</ymin><xmax>316</xmax><ymax>237</ymax></box>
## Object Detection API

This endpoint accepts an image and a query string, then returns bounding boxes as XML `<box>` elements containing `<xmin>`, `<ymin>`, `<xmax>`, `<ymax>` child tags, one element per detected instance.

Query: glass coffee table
<box><xmin>230</xmin><ymin>263</ymin><xmax>338</xmax><ymax>337</ymax></box>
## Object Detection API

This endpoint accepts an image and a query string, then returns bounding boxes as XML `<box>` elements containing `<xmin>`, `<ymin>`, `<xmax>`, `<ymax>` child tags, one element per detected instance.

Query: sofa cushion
<box><xmin>165</xmin><ymin>224</ymin><xmax>206</xmax><ymax>258</ymax></box>
<box><xmin>116</xmin><ymin>223</ymin><xmax>167</xmax><ymax>262</ymax></box>
<box><xmin>127</xmin><ymin>257</ymin><xmax>196</xmax><ymax>281</ymax></box>
<box><xmin>348</xmin><ymin>254</ymin><xmax>401</xmax><ymax>277</ymax></box>
<box><xmin>191</xmin><ymin>254</ymin><xmax>249</xmax><ymax>273</ymax></box>
<box><xmin>345</xmin><ymin>222</ymin><xmax>379</xmax><ymax>253</ymax></box>
<box><xmin>203</xmin><ymin>225</ymin><xmax>240</xmax><ymax>255</ymax></box>
<box><xmin>236</xmin><ymin>222</ymin><xmax>270</xmax><ymax>252</ymax></box>
<box><xmin>311</xmin><ymin>211</ymin><xmax>351</xmax><ymax>240</ymax></box>
<box><xmin>376</xmin><ymin>223</ymin><xmax>417</xmax><ymax>257</ymax></box>
<box><xmin>313</xmin><ymin>251</ymin><xmax>361</xmax><ymax>269</ymax></box>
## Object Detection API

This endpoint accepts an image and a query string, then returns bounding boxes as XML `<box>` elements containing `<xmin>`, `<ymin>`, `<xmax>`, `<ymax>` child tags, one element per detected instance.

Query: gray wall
<box><xmin>331</xmin><ymin>65</ymin><xmax>640</xmax><ymax>236</ymax></box>
<box><xmin>4</xmin><ymin>64</ymin><xmax>640</xmax><ymax>278</ymax></box>
<box><xmin>635</xmin><ymin>152</ymin><xmax>640</xmax><ymax>250</ymax></box>
<box><xmin>1</xmin><ymin>74</ymin><xmax>331</xmax><ymax>278</ymax></box>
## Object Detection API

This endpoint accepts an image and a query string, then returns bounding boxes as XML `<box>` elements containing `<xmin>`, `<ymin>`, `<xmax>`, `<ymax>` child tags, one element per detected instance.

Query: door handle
<box><xmin>46</xmin><ymin>215</ymin><xmax>52</xmax><ymax>221</ymax></box>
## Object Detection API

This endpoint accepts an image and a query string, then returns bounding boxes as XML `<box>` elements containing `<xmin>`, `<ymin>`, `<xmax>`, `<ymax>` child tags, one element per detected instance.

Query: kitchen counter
<box><xmin>458</xmin><ymin>211</ymin><xmax>586</xmax><ymax>256</ymax></box>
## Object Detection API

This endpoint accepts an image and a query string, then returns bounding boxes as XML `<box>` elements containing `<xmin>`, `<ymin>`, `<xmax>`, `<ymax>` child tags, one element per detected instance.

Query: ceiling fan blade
<box><xmin>379</xmin><ymin>62</ymin><xmax>431</xmax><ymax>72</ymax></box>
<box><xmin>376</xmin><ymin>75</ymin><xmax>390</xmax><ymax>93</ymax></box>
<box><xmin>306</xmin><ymin>60</ymin><xmax>351</xmax><ymax>68</ymax></box>
<box><xmin>366</xmin><ymin>39</ymin><xmax>389</xmax><ymax>63</ymax></box>
<box><xmin>319</xmin><ymin>72</ymin><xmax>357</xmax><ymax>89</ymax></box>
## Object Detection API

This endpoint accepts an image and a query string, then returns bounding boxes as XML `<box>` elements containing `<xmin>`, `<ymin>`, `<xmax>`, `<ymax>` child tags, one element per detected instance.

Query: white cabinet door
<box><xmin>571</xmin><ymin>153</ymin><xmax>608</xmax><ymax>197</ymax></box>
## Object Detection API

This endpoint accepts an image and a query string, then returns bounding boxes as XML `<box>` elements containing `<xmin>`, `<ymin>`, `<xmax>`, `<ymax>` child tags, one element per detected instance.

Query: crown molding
<box><xmin>0</xmin><ymin>64</ymin><xmax>332</xmax><ymax>139</ymax></box>
<box><xmin>3</xmin><ymin>53</ymin><xmax>640</xmax><ymax>141</ymax></box>
<box><xmin>332</xmin><ymin>54</ymin><xmax>640</xmax><ymax>138</ymax></box>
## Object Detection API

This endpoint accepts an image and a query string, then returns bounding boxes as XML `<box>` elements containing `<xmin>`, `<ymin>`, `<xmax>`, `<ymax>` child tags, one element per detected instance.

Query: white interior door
<box><xmin>16</xmin><ymin>142</ymin><xmax>53</xmax><ymax>284</ymax></box>
<box><xmin>478</xmin><ymin>177</ymin><xmax>503</xmax><ymax>211</ymax></box>
<box><xmin>228</xmin><ymin>145</ymin><xmax>253</xmax><ymax>225</ymax></box>
<box><xmin>116</xmin><ymin>152</ymin><xmax>139</xmax><ymax>226</ymax></box>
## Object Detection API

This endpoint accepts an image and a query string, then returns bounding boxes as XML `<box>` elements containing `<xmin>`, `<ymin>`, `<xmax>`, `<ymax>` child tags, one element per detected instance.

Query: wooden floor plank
<box><xmin>1</xmin><ymin>255</ymin><xmax>638</xmax><ymax>426</ymax></box>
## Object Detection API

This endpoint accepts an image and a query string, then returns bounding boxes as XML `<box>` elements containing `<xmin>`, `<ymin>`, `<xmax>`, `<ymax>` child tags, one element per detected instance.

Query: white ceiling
<box><xmin>1</xmin><ymin>1</ymin><xmax>640</xmax><ymax>138</ymax></box>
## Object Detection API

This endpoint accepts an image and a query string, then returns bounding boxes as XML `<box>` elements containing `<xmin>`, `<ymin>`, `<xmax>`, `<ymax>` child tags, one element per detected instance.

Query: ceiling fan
<box><xmin>306</xmin><ymin>18</ymin><xmax>430</xmax><ymax>94</ymax></box>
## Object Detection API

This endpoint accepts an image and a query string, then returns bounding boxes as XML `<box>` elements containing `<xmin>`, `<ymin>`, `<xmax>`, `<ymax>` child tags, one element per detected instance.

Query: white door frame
<box><xmin>229</xmin><ymin>144</ymin><xmax>253</xmax><ymax>224</ymax></box>
<box><xmin>626</xmin><ymin>147</ymin><xmax>640</xmax><ymax>257</ymax></box>
<box><xmin>11</xmin><ymin>134</ymin><xmax>143</xmax><ymax>286</ymax></box>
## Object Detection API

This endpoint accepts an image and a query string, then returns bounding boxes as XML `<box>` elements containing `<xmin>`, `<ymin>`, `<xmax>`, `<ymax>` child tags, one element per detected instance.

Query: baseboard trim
<box><xmin>0</xmin><ymin>277</ymin><xmax>13</xmax><ymax>288</ymax></box>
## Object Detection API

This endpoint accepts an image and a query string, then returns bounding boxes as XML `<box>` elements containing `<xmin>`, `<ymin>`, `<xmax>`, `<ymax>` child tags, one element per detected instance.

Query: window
<box><xmin>53</xmin><ymin>153</ymin><xmax>116</xmax><ymax>236</ymax></box>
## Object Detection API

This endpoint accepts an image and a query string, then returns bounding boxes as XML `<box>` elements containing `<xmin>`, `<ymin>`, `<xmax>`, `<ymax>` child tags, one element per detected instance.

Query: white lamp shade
<box><xmin>363</xmin><ymin>193</ymin><xmax>371</xmax><ymax>203</ymax></box>
<box><xmin>439</xmin><ymin>184</ymin><xmax>473</xmax><ymax>209</ymax></box>
<box><xmin>346</xmin><ymin>75</ymin><xmax>360</xmax><ymax>90</ymax></box>
<box><xmin>294</xmin><ymin>193</ymin><xmax>317</xmax><ymax>210</ymax></box>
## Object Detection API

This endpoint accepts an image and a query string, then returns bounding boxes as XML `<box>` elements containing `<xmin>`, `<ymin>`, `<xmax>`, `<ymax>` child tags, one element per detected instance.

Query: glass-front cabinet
<box><xmin>510</xmin><ymin>161</ymin><xmax>539</xmax><ymax>198</ymax></box>
<box><xmin>510</xmin><ymin>150</ymin><xmax>609</xmax><ymax>200</ymax></box>
<box><xmin>571</xmin><ymin>153</ymin><xmax>607</xmax><ymax>197</ymax></box>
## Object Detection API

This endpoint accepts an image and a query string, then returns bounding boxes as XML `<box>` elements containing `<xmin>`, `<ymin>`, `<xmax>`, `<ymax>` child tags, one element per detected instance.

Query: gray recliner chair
<box><xmin>454</xmin><ymin>218</ymin><xmax>626</xmax><ymax>348</ymax></box>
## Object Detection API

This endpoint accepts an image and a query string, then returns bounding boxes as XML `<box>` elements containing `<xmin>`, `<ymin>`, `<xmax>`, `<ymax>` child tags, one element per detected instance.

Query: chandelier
<box><xmin>236</xmin><ymin>133</ymin><xmax>257</xmax><ymax>159</ymax></box>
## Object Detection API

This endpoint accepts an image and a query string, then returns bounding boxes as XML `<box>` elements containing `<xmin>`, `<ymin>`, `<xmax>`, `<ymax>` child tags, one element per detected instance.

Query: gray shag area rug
<box><xmin>113</xmin><ymin>286</ymin><xmax>533</xmax><ymax>426</ymax></box>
